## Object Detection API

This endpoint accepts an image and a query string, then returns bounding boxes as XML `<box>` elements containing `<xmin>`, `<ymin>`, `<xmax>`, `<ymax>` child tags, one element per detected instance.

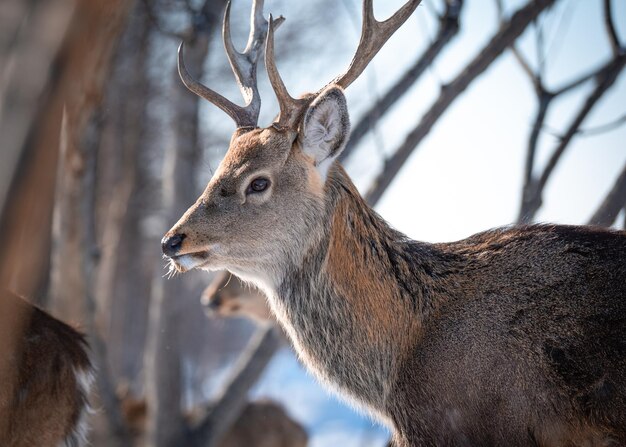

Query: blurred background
<box><xmin>0</xmin><ymin>0</ymin><xmax>624</xmax><ymax>446</ymax></box>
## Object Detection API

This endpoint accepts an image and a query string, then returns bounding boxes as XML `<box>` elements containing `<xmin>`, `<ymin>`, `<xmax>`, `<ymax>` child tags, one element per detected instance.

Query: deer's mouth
<box><xmin>167</xmin><ymin>251</ymin><xmax>210</xmax><ymax>273</ymax></box>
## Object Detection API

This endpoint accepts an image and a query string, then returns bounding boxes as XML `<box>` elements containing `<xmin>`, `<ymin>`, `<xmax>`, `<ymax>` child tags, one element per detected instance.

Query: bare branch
<box><xmin>604</xmin><ymin>0</ymin><xmax>621</xmax><ymax>55</ymax></box>
<box><xmin>518</xmin><ymin>55</ymin><xmax>626</xmax><ymax>222</ymax></box>
<box><xmin>365</xmin><ymin>0</ymin><xmax>557</xmax><ymax>206</ymax></box>
<box><xmin>512</xmin><ymin>45</ymin><xmax>539</xmax><ymax>88</ymax></box>
<box><xmin>541</xmin><ymin>112</ymin><xmax>626</xmax><ymax>139</ymax></box>
<box><xmin>79</xmin><ymin>112</ymin><xmax>132</xmax><ymax>446</ymax></box>
<box><xmin>577</xmin><ymin>113</ymin><xmax>626</xmax><ymax>136</ymax></box>
<box><xmin>522</xmin><ymin>90</ymin><xmax>552</xmax><ymax>185</ymax></box>
<box><xmin>515</xmin><ymin>0</ymin><xmax>626</xmax><ymax>223</ymax></box>
<box><xmin>495</xmin><ymin>0</ymin><xmax>541</xmax><ymax>90</ymax></box>
<box><xmin>552</xmin><ymin>64</ymin><xmax>602</xmax><ymax>96</ymax></box>
<box><xmin>340</xmin><ymin>0</ymin><xmax>464</xmax><ymax>162</ymax></box>
<box><xmin>535</xmin><ymin>11</ymin><xmax>546</xmax><ymax>77</ymax></box>
<box><xmin>588</xmin><ymin>162</ymin><xmax>626</xmax><ymax>227</ymax></box>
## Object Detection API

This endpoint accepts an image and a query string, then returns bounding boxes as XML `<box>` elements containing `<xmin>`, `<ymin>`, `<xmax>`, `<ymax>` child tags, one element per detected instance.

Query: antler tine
<box><xmin>178</xmin><ymin>0</ymin><xmax>277</xmax><ymax>129</ymax></box>
<box><xmin>178</xmin><ymin>42</ymin><xmax>255</xmax><ymax>127</ymax></box>
<box><xmin>222</xmin><ymin>0</ymin><xmax>275</xmax><ymax>125</ymax></box>
<box><xmin>333</xmin><ymin>0</ymin><xmax>422</xmax><ymax>89</ymax></box>
<box><xmin>265</xmin><ymin>14</ymin><xmax>307</xmax><ymax>129</ymax></box>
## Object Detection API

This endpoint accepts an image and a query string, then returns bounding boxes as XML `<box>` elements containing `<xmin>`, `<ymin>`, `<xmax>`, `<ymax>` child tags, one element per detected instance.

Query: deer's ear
<box><xmin>298</xmin><ymin>86</ymin><xmax>350</xmax><ymax>177</ymax></box>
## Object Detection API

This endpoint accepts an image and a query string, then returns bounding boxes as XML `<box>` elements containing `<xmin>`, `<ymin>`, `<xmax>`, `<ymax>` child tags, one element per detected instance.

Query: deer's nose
<box><xmin>161</xmin><ymin>233</ymin><xmax>186</xmax><ymax>257</ymax></box>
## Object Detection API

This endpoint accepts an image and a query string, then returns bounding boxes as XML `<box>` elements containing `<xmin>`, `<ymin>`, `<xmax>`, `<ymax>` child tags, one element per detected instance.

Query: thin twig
<box><xmin>535</xmin><ymin>10</ymin><xmax>546</xmax><ymax>77</ymax></box>
<box><xmin>576</xmin><ymin>113</ymin><xmax>626</xmax><ymax>136</ymax></box>
<box><xmin>541</xmin><ymin>112</ymin><xmax>626</xmax><ymax>138</ymax></box>
<box><xmin>588</xmin><ymin>162</ymin><xmax>626</xmax><ymax>227</ymax></box>
<box><xmin>527</xmin><ymin>0</ymin><xmax>626</xmax><ymax>219</ymax></box>
<box><xmin>538</xmin><ymin>61</ymin><xmax>625</xmax><ymax>190</ymax></box>
<box><xmin>512</xmin><ymin>45</ymin><xmax>539</xmax><ymax>89</ymax></box>
<box><xmin>514</xmin><ymin>0</ymin><xmax>626</xmax><ymax>222</ymax></box>
<box><xmin>552</xmin><ymin>64</ymin><xmax>601</xmax><ymax>96</ymax></box>
<box><xmin>496</xmin><ymin>0</ymin><xmax>541</xmax><ymax>91</ymax></box>
<box><xmin>496</xmin><ymin>0</ymin><xmax>548</xmax><ymax>207</ymax></box>
<box><xmin>522</xmin><ymin>55</ymin><xmax>626</xmax><ymax>222</ymax></box>
<box><xmin>80</xmin><ymin>112</ymin><xmax>132</xmax><ymax>446</ymax></box>
<box><xmin>604</xmin><ymin>0</ymin><xmax>621</xmax><ymax>55</ymax></box>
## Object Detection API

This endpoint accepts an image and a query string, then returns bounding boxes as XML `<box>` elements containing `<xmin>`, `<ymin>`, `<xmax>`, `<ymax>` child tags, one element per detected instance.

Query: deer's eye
<box><xmin>246</xmin><ymin>177</ymin><xmax>270</xmax><ymax>194</ymax></box>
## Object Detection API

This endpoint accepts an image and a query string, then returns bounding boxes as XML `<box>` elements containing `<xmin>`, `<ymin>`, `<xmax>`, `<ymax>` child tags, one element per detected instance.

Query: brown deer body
<box><xmin>0</xmin><ymin>289</ymin><xmax>93</xmax><ymax>447</ymax></box>
<box><xmin>162</xmin><ymin>1</ymin><xmax>626</xmax><ymax>445</ymax></box>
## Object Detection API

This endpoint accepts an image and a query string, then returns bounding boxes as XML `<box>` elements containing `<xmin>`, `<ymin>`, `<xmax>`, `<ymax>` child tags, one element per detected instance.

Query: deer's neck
<box><xmin>263</xmin><ymin>165</ymin><xmax>456</xmax><ymax>416</ymax></box>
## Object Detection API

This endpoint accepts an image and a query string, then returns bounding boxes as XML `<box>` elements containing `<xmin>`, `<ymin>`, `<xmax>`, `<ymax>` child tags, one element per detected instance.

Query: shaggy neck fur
<box><xmin>259</xmin><ymin>164</ymin><xmax>460</xmax><ymax>417</ymax></box>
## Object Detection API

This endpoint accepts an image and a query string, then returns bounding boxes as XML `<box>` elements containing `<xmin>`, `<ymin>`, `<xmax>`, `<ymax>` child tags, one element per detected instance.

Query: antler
<box><xmin>265</xmin><ymin>15</ymin><xmax>309</xmax><ymax>129</ymax></box>
<box><xmin>178</xmin><ymin>0</ymin><xmax>276</xmax><ymax>128</ymax></box>
<box><xmin>265</xmin><ymin>0</ymin><xmax>422</xmax><ymax>129</ymax></box>
<box><xmin>333</xmin><ymin>0</ymin><xmax>421</xmax><ymax>89</ymax></box>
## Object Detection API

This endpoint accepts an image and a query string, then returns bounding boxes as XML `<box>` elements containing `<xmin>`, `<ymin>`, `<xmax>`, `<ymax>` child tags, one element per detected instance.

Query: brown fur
<box><xmin>163</xmin><ymin>85</ymin><xmax>626</xmax><ymax>446</ymax></box>
<box><xmin>0</xmin><ymin>289</ymin><xmax>92</xmax><ymax>446</ymax></box>
<box><xmin>326</xmin><ymin>187</ymin><xmax>421</xmax><ymax>351</ymax></box>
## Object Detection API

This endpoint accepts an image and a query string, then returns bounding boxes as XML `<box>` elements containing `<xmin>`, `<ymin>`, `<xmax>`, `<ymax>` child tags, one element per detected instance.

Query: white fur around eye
<box><xmin>299</xmin><ymin>86</ymin><xmax>350</xmax><ymax>180</ymax></box>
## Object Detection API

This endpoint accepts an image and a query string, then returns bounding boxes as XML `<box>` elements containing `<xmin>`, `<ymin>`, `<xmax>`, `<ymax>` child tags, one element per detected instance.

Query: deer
<box><xmin>0</xmin><ymin>289</ymin><xmax>93</xmax><ymax>447</ymax></box>
<box><xmin>114</xmin><ymin>389</ymin><xmax>307</xmax><ymax>447</ymax></box>
<box><xmin>161</xmin><ymin>0</ymin><xmax>626</xmax><ymax>445</ymax></box>
<box><xmin>201</xmin><ymin>271</ymin><xmax>273</xmax><ymax>323</ymax></box>
<box><xmin>217</xmin><ymin>399</ymin><xmax>308</xmax><ymax>447</ymax></box>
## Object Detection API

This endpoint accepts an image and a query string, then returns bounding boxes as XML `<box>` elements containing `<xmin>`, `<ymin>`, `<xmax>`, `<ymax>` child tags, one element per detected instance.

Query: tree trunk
<box><xmin>94</xmin><ymin>0</ymin><xmax>153</xmax><ymax>390</ymax></box>
<box><xmin>0</xmin><ymin>0</ymin><xmax>136</xmax><ymax>444</ymax></box>
<box><xmin>46</xmin><ymin>0</ymin><xmax>135</xmax><ymax>321</ymax></box>
<box><xmin>144</xmin><ymin>17</ymin><xmax>218</xmax><ymax>444</ymax></box>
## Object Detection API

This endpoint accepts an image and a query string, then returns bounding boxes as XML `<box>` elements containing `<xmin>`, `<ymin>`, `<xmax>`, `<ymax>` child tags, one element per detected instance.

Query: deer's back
<box><xmin>391</xmin><ymin>225</ymin><xmax>626</xmax><ymax>446</ymax></box>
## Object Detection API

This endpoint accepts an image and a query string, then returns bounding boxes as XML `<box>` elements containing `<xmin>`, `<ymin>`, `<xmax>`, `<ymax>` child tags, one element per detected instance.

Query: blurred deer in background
<box><xmin>116</xmin><ymin>390</ymin><xmax>307</xmax><ymax>447</ymax></box>
<box><xmin>0</xmin><ymin>289</ymin><xmax>93</xmax><ymax>447</ymax></box>
<box><xmin>162</xmin><ymin>0</ymin><xmax>626</xmax><ymax>445</ymax></box>
<box><xmin>201</xmin><ymin>271</ymin><xmax>272</xmax><ymax>324</ymax></box>
<box><xmin>213</xmin><ymin>400</ymin><xmax>308</xmax><ymax>447</ymax></box>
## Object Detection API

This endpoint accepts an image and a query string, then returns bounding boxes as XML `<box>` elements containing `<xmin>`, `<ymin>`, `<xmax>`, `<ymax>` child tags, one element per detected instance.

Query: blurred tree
<box><xmin>143</xmin><ymin>1</ymin><xmax>226</xmax><ymax>445</ymax></box>
<box><xmin>0</xmin><ymin>0</ymin><xmax>135</xmax><ymax>445</ymax></box>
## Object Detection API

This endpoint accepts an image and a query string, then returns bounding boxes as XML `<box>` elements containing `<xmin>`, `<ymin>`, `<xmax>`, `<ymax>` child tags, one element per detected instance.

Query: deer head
<box><xmin>162</xmin><ymin>0</ymin><xmax>420</xmax><ymax>289</ymax></box>
<box><xmin>201</xmin><ymin>271</ymin><xmax>273</xmax><ymax>323</ymax></box>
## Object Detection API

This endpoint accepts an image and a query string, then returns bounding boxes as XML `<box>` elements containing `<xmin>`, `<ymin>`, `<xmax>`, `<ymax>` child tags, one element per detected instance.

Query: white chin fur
<box><xmin>176</xmin><ymin>254</ymin><xmax>207</xmax><ymax>271</ymax></box>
